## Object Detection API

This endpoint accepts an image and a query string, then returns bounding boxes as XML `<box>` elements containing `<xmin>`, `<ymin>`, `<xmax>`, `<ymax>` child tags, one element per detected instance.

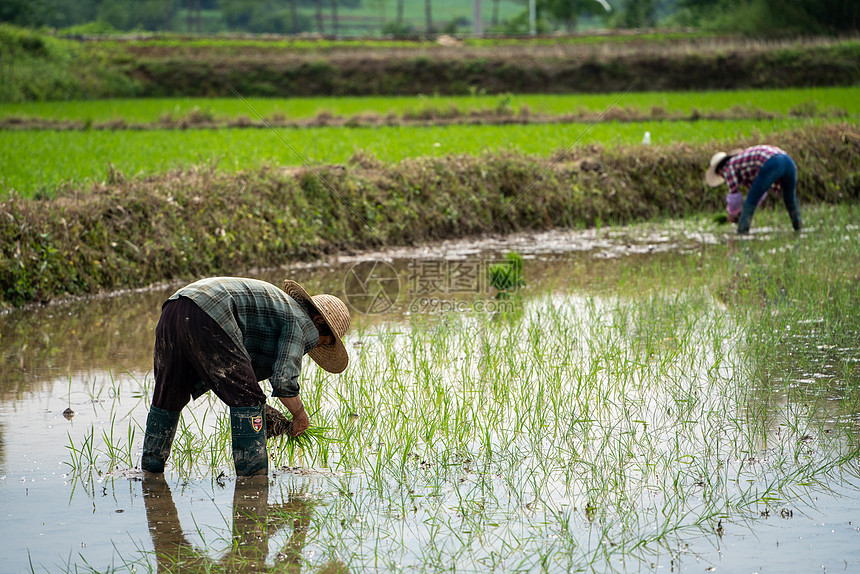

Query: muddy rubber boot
<box><xmin>789</xmin><ymin>209</ymin><xmax>802</xmax><ymax>232</ymax></box>
<box><xmin>736</xmin><ymin>203</ymin><xmax>756</xmax><ymax>235</ymax></box>
<box><xmin>786</xmin><ymin>202</ymin><xmax>802</xmax><ymax>232</ymax></box>
<box><xmin>141</xmin><ymin>406</ymin><xmax>181</xmax><ymax>473</ymax></box>
<box><xmin>231</xmin><ymin>405</ymin><xmax>269</xmax><ymax>477</ymax></box>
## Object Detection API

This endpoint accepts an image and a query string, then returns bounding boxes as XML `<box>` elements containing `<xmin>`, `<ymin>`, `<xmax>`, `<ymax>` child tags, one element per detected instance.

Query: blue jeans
<box><xmin>739</xmin><ymin>153</ymin><xmax>801</xmax><ymax>232</ymax></box>
<box><xmin>745</xmin><ymin>153</ymin><xmax>798</xmax><ymax>214</ymax></box>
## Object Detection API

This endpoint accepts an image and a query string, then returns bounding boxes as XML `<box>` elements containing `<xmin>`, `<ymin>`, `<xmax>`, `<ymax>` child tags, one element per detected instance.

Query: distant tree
<box><xmin>777</xmin><ymin>0</ymin><xmax>859</xmax><ymax>33</ymax></box>
<box><xmin>617</xmin><ymin>0</ymin><xmax>657</xmax><ymax>28</ymax></box>
<box><xmin>679</xmin><ymin>0</ymin><xmax>860</xmax><ymax>34</ymax></box>
<box><xmin>288</xmin><ymin>0</ymin><xmax>299</xmax><ymax>31</ymax></box>
<box><xmin>499</xmin><ymin>1</ymin><xmax>550</xmax><ymax>35</ymax></box>
<box><xmin>186</xmin><ymin>0</ymin><xmax>201</xmax><ymax>32</ymax></box>
<box><xmin>220</xmin><ymin>0</ymin><xmax>309</xmax><ymax>34</ymax></box>
<box><xmin>425</xmin><ymin>0</ymin><xmax>433</xmax><ymax>33</ymax></box>
<box><xmin>97</xmin><ymin>0</ymin><xmax>132</xmax><ymax>30</ymax></box>
<box><xmin>218</xmin><ymin>0</ymin><xmax>254</xmax><ymax>28</ymax></box>
<box><xmin>0</xmin><ymin>0</ymin><xmax>43</xmax><ymax>27</ymax></box>
<box><xmin>1</xmin><ymin>0</ymin><xmax>100</xmax><ymax>28</ymax></box>
<box><xmin>315</xmin><ymin>0</ymin><xmax>324</xmax><ymax>32</ymax></box>
<box><xmin>331</xmin><ymin>0</ymin><xmax>338</xmax><ymax>36</ymax></box>
<box><xmin>539</xmin><ymin>0</ymin><xmax>608</xmax><ymax>30</ymax></box>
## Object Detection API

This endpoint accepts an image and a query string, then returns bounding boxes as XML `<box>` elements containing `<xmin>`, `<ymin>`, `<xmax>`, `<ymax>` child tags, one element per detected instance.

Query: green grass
<box><xmin>0</xmin><ymin>116</ymin><xmax>842</xmax><ymax>197</ymax></box>
<box><xmin>1</xmin><ymin>86</ymin><xmax>857</xmax><ymax>123</ymax></box>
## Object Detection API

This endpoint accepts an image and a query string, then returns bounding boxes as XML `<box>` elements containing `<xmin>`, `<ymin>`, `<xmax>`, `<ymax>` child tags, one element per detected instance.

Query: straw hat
<box><xmin>283</xmin><ymin>279</ymin><xmax>351</xmax><ymax>373</ymax></box>
<box><xmin>705</xmin><ymin>148</ymin><xmax>744</xmax><ymax>187</ymax></box>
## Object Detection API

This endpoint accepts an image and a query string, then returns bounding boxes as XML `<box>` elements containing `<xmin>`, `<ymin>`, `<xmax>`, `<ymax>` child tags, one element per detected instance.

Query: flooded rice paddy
<box><xmin>1</xmin><ymin>208</ymin><xmax>858</xmax><ymax>573</ymax></box>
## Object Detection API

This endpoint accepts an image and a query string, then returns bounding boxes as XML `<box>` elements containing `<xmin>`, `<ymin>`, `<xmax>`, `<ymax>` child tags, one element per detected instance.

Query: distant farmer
<box><xmin>141</xmin><ymin>277</ymin><xmax>351</xmax><ymax>476</ymax></box>
<box><xmin>705</xmin><ymin>145</ymin><xmax>802</xmax><ymax>234</ymax></box>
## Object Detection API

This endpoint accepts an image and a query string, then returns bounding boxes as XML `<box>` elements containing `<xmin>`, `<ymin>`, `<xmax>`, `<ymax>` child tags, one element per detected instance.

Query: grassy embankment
<box><xmin>1</xmin><ymin>123</ymin><xmax>858</xmax><ymax>308</ymax></box>
<box><xmin>2</xmin><ymin>24</ymin><xmax>859</xmax><ymax>102</ymax></box>
<box><xmin>2</xmin><ymin>85</ymin><xmax>857</xmax><ymax>129</ymax></box>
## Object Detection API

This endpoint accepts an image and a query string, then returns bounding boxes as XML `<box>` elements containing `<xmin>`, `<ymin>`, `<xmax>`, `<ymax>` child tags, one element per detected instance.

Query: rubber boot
<box><xmin>786</xmin><ymin>201</ymin><xmax>802</xmax><ymax>232</ymax></box>
<box><xmin>736</xmin><ymin>203</ymin><xmax>756</xmax><ymax>235</ymax></box>
<box><xmin>231</xmin><ymin>405</ymin><xmax>269</xmax><ymax>477</ymax></box>
<box><xmin>141</xmin><ymin>406</ymin><xmax>181</xmax><ymax>473</ymax></box>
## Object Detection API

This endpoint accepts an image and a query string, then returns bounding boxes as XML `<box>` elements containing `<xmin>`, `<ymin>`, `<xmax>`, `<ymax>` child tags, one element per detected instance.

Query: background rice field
<box><xmin>0</xmin><ymin>119</ymin><xmax>851</xmax><ymax>198</ymax></box>
<box><xmin>2</xmin><ymin>86</ymin><xmax>857</xmax><ymax>198</ymax></box>
<box><xmin>1</xmin><ymin>87</ymin><xmax>858</xmax><ymax>123</ymax></box>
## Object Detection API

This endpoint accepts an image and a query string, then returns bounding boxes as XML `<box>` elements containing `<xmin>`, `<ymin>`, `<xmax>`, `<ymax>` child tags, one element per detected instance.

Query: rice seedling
<box><xmin>269</xmin><ymin>411</ymin><xmax>340</xmax><ymax>468</ymax></box>
<box><xmin>488</xmin><ymin>251</ymin><xmax>526</xmax><ymax>299</ymax></box>
<box><xmin>65</xmin><ymin>427</ymin><xmax>97</xmax><ymax>472</ymax></box>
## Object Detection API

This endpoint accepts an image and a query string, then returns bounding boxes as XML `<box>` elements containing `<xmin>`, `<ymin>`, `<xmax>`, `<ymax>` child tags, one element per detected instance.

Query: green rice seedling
<box><xmin>270</xmin><ymin>417</ymin><xmax>339</xmax><ymax>468</ymax></box>
<box><xmin>65</xmin><ymin>426</ymin><xmax>98</xmax><ymax>474</ymax></box>
<box><xmin>488</xmin><ymin>251</ymin><xmax>525</xmax><ymax>299</ymax></box>
<box><xmin>100</xmin><ymin>414</ymin><xmax>129</xmax><ymax>470</ymax></box>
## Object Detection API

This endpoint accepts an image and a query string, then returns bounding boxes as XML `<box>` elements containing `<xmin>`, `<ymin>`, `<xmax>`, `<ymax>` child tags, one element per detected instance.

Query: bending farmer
<box><xmin>705</xmin><ymin>145</ymin><xmax>802</xmax><ymax>234</ymax></box>
<box><xmin>141</xmin><ymin>277</ymin><xmax>351</xmax><ymax>476</ymax></box>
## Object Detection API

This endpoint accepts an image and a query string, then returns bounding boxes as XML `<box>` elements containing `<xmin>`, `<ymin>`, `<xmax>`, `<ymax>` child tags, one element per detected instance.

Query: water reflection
<box><xmin>142</xmin><ymin>475</ymin><xmax>339</xmax><ymax>573</ymax></box>
<box><xmin>0</xmin><ymin>289</ymin><xmax>168</xmax><ymax>398</ymax></box>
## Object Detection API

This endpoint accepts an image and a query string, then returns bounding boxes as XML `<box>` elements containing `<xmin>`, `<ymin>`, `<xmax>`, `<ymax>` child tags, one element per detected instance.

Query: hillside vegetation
<box><xmin>2</xmin><ymin>25</ymin><xmax>859</xmax><ymax>102</ymax></box>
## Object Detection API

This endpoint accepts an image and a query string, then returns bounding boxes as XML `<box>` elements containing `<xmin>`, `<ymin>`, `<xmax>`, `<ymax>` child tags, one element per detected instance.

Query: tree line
<box><xmin>0</xmin><ymin>0</ymin><xmax>856</xmax><ymax>37</ymax></box>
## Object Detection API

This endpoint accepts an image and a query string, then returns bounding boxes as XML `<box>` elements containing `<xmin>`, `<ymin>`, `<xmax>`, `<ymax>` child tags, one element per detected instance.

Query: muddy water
<box><xmin>1</xmin><ymin>222</ymin><xmax>858</xmax><ymax>573</ymax></box>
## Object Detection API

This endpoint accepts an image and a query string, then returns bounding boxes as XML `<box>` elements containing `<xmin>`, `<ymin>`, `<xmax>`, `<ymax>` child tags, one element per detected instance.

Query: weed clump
<box><xmin>488</xmin><ymin>251</ymin><xmax>525</xmax><ymax>298</ymax></box>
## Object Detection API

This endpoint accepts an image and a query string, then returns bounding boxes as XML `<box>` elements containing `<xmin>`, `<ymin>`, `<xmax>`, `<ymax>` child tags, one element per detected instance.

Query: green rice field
<box><xmin>0</xmin><ymin>117</ymin><xmax>846</xmax><ymax>197</ymax></box>
<box><xmin>1</xmin><ymin>87</ymin><xmax>857</xmax><ymax>123</ymax></box>
<box><xmin>2</xmin><ymin>86</ymin><xmax>857</xmax><ymax>198</ymax></box>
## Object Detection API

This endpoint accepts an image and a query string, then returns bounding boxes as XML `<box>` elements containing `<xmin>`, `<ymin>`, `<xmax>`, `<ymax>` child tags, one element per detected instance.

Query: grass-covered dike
<box><xmin>2</xmin><ymin>24</ymin><xmax>860</xmax><ymax>102</ymax></box>
<box><xmin>1</xmin><ymin>123</ymin><xmax>857</xmax><ymax>308</ymax></box>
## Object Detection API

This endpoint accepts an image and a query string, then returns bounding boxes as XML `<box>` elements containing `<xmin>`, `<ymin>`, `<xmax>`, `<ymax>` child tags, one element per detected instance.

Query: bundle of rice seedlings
<box><xmin>265</xmin><ymin>404</ymin><xmax>337</xmax><ymax>452</ymax></box>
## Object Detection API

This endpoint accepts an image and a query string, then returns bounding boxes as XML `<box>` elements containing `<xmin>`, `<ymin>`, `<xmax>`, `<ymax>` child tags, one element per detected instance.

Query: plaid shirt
<box><xmin>168</xmin><ymin>277</ymin><xmax>319</xmax><ymax>397</ymax></box>
<box><xmin>721</xmin><ymin>145</ymin><xmax>787</xmax><ymax>218</ymax></box>
<box><xmin>723</xmin><ymin>145</ymin><xmax>786</xmax><ymax>190</ymax></box>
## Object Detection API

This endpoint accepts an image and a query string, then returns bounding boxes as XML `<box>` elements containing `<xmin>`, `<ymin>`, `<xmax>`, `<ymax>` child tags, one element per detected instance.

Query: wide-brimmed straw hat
<box><xmin>705</xmin><ymin>148</ymin><xmax>744</xmax><ymax>187</ymax></box>
<box><xmin>283</xmin><ymin>279</ymin><xmax>351</xmax><ymax>374</ymax></box>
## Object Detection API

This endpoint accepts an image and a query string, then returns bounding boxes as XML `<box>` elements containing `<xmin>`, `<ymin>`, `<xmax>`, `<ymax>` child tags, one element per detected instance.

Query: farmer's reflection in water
<box><xmin>142</xmin><ymin>475</ymin><xmax>321</xmax><ymax>573</ymax></box>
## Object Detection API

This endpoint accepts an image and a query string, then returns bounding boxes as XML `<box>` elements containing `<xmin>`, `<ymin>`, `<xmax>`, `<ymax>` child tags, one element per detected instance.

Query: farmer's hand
<box><xmin>279</xmin><ymin>395</ymin><xmax>309</xmax><ymax>437</ymax></box>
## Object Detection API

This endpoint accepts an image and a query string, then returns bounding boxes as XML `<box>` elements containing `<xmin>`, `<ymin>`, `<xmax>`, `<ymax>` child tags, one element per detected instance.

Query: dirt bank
<box><xmin>123</xmin><ymin>37</ymin><xmax>860</xmax><ymax>98</ymax></box>
<box><xmin>0</xmin><ymin>105</ymin><xmax>844</xmax><ymax>132</ymax></box>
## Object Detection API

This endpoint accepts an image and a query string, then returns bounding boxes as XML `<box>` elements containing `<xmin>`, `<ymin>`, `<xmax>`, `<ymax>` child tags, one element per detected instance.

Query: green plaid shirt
<box><xmin>168</xmin><ymin>277</ymin><xmax>319</xmax><ymax>397</ymax></box>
